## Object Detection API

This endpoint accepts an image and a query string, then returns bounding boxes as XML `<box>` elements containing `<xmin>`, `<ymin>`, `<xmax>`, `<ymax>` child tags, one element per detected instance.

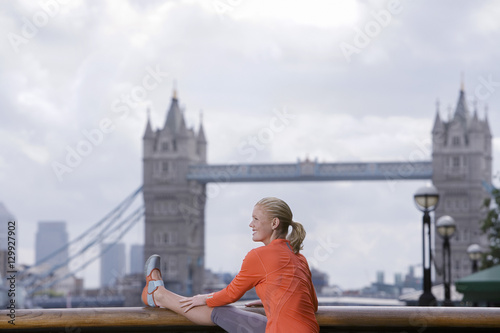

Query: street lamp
<box><xmin>414</xmin><ymin>185</ymin><xmax>440</xmax><ymax>306</ymax></box>
<box><xmin>467</xmin><ymin>244</ymin><xmax>482</xmax><ymax>273</ymax></box>
<box><xmin>436</xmin><ymin>215</ymin><xmax>456</xmax><ymax>306</ymax></box>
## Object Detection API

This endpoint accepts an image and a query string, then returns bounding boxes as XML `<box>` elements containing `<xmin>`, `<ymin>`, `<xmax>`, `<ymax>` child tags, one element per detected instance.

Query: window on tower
<box><xmin>166</xmin><ymin>255</ymin><xmax>178</xmax><ymax>278</ymax></box>
<box><xmin>162</xmin><ymin>161</ymin><xmax>169</xmax><ymax>172</ymax></box>
<box><xmin>452</xmin><ymin>136</ymin><xmax>461</xmax><ymax>146</ymax></box>
<box><xmin>161</xmin><ymin>141</ymin><xmax>169</xmax><ymax>151</ymax></box>
<box><xmin>154</xmin><ymin>233</ymin><xmax>162</xmax><ymax>246</ymax></box>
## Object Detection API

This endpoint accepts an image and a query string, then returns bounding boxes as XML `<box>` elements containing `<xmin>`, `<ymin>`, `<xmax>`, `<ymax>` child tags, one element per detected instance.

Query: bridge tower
<box><xmin>143</xmin><ymin>89</ymin><xmax>207</xmax><ymax>295</ymax></box>
<box><xmin>432</xmin><ymin>83</ymin><xmax>492</xmax><ymax>283</ymax></box>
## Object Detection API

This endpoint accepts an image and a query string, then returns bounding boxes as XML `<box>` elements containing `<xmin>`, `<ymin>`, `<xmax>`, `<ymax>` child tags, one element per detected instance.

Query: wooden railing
<box><xmin>1</xmin><ymin>306</ymin><xmax>500</xmax><ymax>332</ymax></box>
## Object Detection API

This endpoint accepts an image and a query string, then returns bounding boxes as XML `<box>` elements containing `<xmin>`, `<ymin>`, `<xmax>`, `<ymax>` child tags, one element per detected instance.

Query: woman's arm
<box><xmin>178</xmin><ymin>250</ymin><xmax>264</xmax><ymax>312</ymax></box>
<box><xmin>300</xmin><ymin>253</ymin><xmax>319</xmax><ymax>312</ymax></box>
<box><xmin>307</xmin><ymin>262</ymin><xmax>319</xmax><ymax>312</ymax></box>
<box><xmin>179</xmin><ymin>293</ymin><xmax>214</xmax><ymax>313</ymax></box>
<box><xmin>311</xmin><ymin>281</ymin><xmax>319</xmax><ymax>312</ymax></box>
<box><xmin>207</xmin><ymin>249</ymin><xmax>264</xmax><ymax>307</ymax></box>
<box><xmin>244</xmin><ymin>299</ymin><xmax>263</xmax><ymax>307</ymax></box>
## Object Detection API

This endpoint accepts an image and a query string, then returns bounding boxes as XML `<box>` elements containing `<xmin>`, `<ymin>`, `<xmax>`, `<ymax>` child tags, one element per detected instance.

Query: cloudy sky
<box><xmin>1</xmin><ymin>0</ymin><xmax>500</xmax><ymax>291</ymax></box>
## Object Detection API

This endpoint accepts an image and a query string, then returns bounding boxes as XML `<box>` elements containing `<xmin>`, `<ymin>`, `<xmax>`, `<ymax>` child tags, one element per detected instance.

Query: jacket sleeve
<box><xmin>310</xmin><ymin>275</ymin><xmax>319</xmax><ymax>312</ymax></box>
<box><xmin>301</xmin><ymin>254</ymin><xmax>319</xmax><ymax>312</ymax></box>
<box><xmin>206</xmin><ymin>249</ymin><xmax>265</xmax><ymax>307</ymax></box>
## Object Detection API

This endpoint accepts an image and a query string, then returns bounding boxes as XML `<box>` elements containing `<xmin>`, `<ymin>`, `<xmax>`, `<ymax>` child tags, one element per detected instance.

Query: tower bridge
<box><xmin>18</xmin><ymin>83</ymin><xmax>493</xmax><ymax>300</ymax></box>
<box><xmin>142</xmin><ymin>83</ymin><xmax>492</xmax><ymax>296</ymax></box>
<box><xmin>187</xmin><ymin>160</ymin><xmax>433</xmax><ymax>183</ymax></box>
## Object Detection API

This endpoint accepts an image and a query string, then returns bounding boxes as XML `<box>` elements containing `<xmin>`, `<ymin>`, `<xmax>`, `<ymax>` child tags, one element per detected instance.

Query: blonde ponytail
<box><xmin>288</xmin><ymin>221</ymin><xmax>306</xmax><ymax>253</ymax></box>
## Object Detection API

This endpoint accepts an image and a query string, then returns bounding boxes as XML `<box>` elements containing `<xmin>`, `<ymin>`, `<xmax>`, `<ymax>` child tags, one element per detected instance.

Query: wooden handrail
<box><xmin>2</xmin><ymin>306</ymin><xmax>500</xmax><ymax>332</ymax></box>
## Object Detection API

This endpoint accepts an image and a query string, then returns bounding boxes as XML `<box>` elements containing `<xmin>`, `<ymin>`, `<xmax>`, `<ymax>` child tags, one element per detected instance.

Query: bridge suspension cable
<box><xmin>28</xmin><ymin>205</ymin><xmax>145</xmax><ymax>295</ymax></box>
<box><xmin>20</xmin><ymin>185</ymin><xmax>144</xmax><ymax>295</ymax></box>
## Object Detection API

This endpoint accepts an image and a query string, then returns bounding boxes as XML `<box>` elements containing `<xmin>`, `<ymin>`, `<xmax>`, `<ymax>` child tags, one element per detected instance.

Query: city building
<box><xmin>311</xmin><ymin>267</ymin><xmax>329</xmax><ymax>295</ymax></box>
<box><xmin>352</xmin><ymin>267</ymin><xmax>422</xmax><ymax>300</ymax></box>
<box><xmin>143</xmin><ymin>89</ymin><xmax>207</xmax><ymax>296</ymax></box>
<box><xmin>34</xmin><ymin>221</ymin><xmax>81</xmax><ymax>296</ymax></box>
<box><xmin>202</xmin><ymin>269</ymin><xmax>230</xmax><ymax>294</ymax></box>
<box><xmin>35</xmin><ymin>221</ymin><xmax>69</xmax><ymax>267</ymax></box>
<box><xmin>0</xmin><ymin>202</ymin><xmax>16</xmax><ymax>279</ymax></box>
<box><xmin>403</xmin><ymin>265</ymin><xmax>422</xmax><ymax>291</ymax></box>
<box><xmin>361</xmin><ymin>271</ymin><xmax>399</xmax><ymax>298</ymax></box>
<box><xmin>129</xmin><ymin>244</ymin><xmax>144</xmax><ymax>275</ymax></box>
<box><xmin>100</xmin><ymin>242</ymin><xmax>126</xmax><ymax>288</ymax></box>
<box><xmin>432</xmin><ymin>84</ymin><xmax>492</xmax><ymax>283</ymax></box>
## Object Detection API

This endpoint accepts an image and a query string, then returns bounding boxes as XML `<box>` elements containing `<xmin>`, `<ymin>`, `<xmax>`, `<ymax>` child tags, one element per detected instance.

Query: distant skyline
<box><xmin>1</xmin><ymin>0</ymin><xmax>499</xmax><ymax>290</ymax></box>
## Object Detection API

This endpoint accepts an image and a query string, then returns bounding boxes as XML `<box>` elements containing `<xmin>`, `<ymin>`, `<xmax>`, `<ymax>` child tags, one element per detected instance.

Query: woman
<box><xmin>142</xmin><ymin>197</ymin><xmax>319</xmax><ymax>333</ymax></box>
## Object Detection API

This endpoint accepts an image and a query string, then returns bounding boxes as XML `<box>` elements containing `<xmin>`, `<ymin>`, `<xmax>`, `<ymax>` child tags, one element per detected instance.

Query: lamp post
<box><xmin>467</xmin><ymin>244</ymin><xmax>482</xmax><ymax>273</ymax></box>
<box><xmin>436</xmin><ymin>215</ymin><xmax>456</xmax><ymax>306</ymax></box>
<box><xmin>414</xmin><ymin>185</ymin><xmax>440</xmax><ymax>306</ymax></box>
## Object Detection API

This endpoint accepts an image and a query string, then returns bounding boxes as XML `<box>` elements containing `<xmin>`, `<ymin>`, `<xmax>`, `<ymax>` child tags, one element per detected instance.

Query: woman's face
<box><xmin>249</xmin><ymin>205</ymin><xmax>274</xmax><ymax>245</ymax></box>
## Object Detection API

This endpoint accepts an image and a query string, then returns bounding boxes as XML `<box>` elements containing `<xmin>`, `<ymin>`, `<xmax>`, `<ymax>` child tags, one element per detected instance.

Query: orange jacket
<box><xmin>206</xmin><ymin>239</ymin><xmax>319</xmax><ymax>332</ymax></box>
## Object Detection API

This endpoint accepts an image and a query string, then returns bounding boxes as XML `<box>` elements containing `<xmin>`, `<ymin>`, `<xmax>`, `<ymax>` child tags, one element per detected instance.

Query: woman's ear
<box><xmin>272</xmin><ymin>217</ymin><xmax>280</xmax><ymax>230</ymax></box>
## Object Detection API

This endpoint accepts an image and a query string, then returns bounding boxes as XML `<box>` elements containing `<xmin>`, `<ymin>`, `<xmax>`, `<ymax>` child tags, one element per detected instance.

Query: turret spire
<box><xmin>484</xmin><ymin>104</ymin><xmax>491</xmax><ymax>135</ymax></box>
<box><xmin>197</xmin><ymin>109</ymin><xmax>207</xmax><ymax>144</ymax></box>
<box><xmin>453</xmin><ymin>80</ymin><xmax>470</xmax><ymax>125</ymax></box>
<box><xmin>432</xmin><ymin>103</ymin><xmax>444</xmax><ymax>134</ymax></box>
<box><xmin>164</xmin><ymin>83</ymin><xmax>187</xmax><ymax>133</ymax></box>
<box><xmin>173</xmin><ymin>80</ymin><xmax>178</xmax><ymax>100</ymax></box>
<box><xmin>143</xmin><ymin>107</ymin><xmax>154</xmax><ymax>139</ymax></box>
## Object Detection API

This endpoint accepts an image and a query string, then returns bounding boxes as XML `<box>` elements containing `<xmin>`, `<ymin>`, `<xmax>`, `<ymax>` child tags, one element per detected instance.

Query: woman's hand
<box><xmin>179</xmin><ymin>294</ymin><xmax>210</xmax><ymax>313</ymax></box>
<box><xmin>245</xmin><ymin>299</ymin><xmax>263</xmax><ymax>307</ymax></box>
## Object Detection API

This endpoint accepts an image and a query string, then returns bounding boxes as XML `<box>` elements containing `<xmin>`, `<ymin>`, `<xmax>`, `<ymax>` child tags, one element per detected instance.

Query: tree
<box><xmin>480</xmin><ymin>187</ymin><xmax>500</xmax><ymax>269</ymax></box>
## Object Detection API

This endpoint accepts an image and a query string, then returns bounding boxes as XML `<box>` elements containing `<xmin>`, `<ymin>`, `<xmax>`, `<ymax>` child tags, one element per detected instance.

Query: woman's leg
<box><xmin>150</xmin><ymin>270</ymin><xmax>215</xmax><ymax>326</ymax></box>
<box><xmin>211</xmin><ymin>306</ymin><xmax>267</xmax><ymax>333</ymax></box>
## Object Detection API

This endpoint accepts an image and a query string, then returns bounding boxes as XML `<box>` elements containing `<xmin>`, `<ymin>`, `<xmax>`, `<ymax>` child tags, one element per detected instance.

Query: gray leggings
<box><xmin>211</xmin><ymin>305</ymin><xmax>267</xmax><ymax>333</ymax></box>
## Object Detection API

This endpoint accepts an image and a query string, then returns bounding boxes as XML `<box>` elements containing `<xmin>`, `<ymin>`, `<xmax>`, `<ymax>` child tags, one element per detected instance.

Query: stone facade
<box><xmin>432</xmin><ymin>85</ymin><xmax>492</xmax><ymax>283</ymax></box>
<box><xmin>143</xmin><ymin>90</ymin><xmax>207</xmax><ymax>296</ymax></box>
